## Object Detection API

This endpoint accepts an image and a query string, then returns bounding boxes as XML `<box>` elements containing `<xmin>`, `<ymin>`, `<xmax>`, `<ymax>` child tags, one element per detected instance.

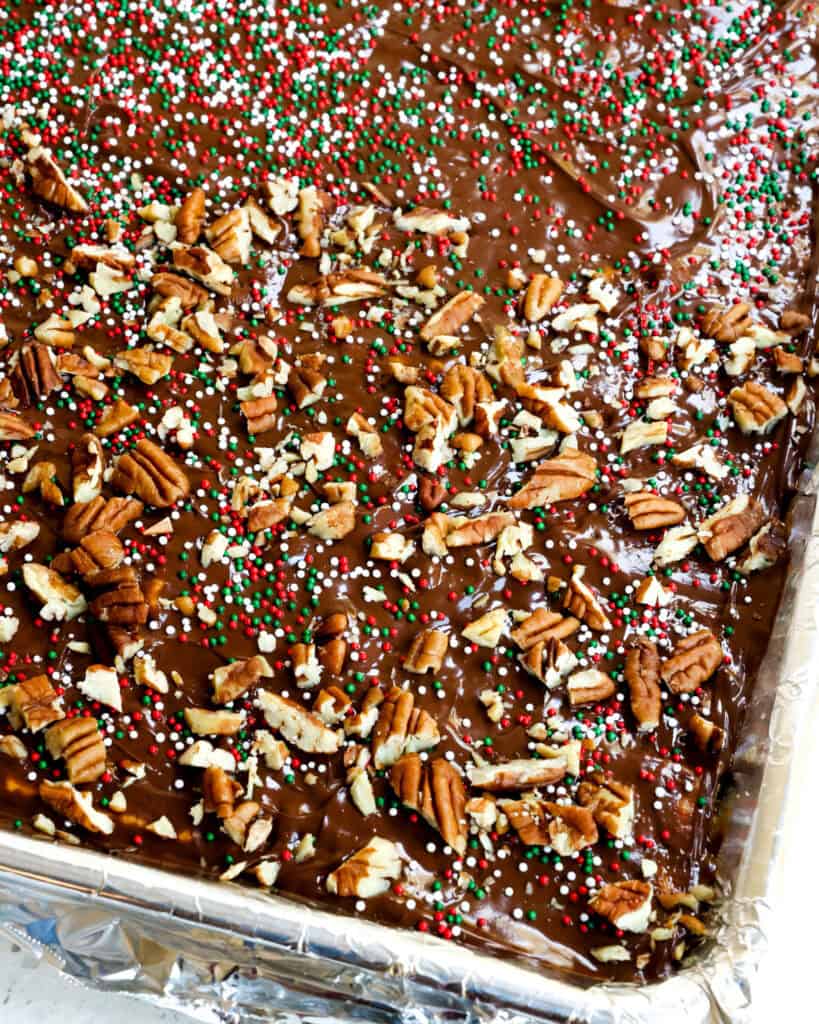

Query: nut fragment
<box><xmin>403</xmin><ymin>628</ymin><xmax>449</xmax><ymax>674</ymax></box>
<box><xmin>71</xmin><ymin>433</ymin><xmax>105</xmax><ymax>503</ymax></box>
<box><xmin>295</xmin><ymin>185</ymin><xmax>333</xmax><ymax>257</ymax></box>
<box><xmin>0</xmin><ymin>411</ymin><xmax>37</xmax><ymax>440</ymax></box>
<box><xmin>39</xmin><ymin>780</ymin><xmax>114</xmax><ymax>834</ymax></box>
<box><xmin>420</xmin><ymin>290</ymin><xmax>484</xmax><ymax>341</ymax></box>
<box><xmin>390</xmin><ymin>754</ymin><xmax>467</xmax><ymax>854</ymax></box>
<box><xmin>508</xmin><ymin>450</ymin><xmax>597</xmax><ymax>510</ymax></box>
<box><xmin>566</xmin><ymin>668</ymin><xmax>615</xmax><ymax>706</ymax></box>
<box><xmin>737</xmin><ymin>519</ymin><xmax>787</xmax><ymax>575</ymax></box>
<box><xmin>624</xmin><ymin>491</ymin><xmax>686</xmax><ymax>531</ymax></box>
<box><xmin>22</xmin><ymin>563</ymin><xmax>87</xmax><ymax>621</ymax></box>
<box><xmin>661</xmin><ymin>630</ymin><xmax>722</xmax><ymax>693</ymax></box>
<box><xmin>45</xmin><ymin>718</ymin><xmax>106</xmax><ymax>784</ymax></box>
<box><xmin>288</xmin><ymin>268</ymin><xmax>388</xmax><ymax>306</ymax></box>
<box><xmin>176</xmin><ymin>187</ymin><xmax>206</xmax><ymax>244</ymax></box>
<box><xmin>523</xmin><ymin>274</ymin><xmax>563</xmax><ymax>322</ymax></box>
<box><xmin>112</xmin><ymin>439</ymin><xmax>191</xmax><ymax>507</ymax></box>
<box><xmin>701</xmin><ymin>302</ymin><xmax>753</xmax><ymax>342</ymax></box>
<box><xmin>371</xmin><ymin>687</ymin><xmax>440</xmax><ymax>768</ymax></box>
<box><xmin>577</xmin><ymin>779</ymin><xmax>634</xmax><ymax>839</ymax></box>
<box><xmin>624</xmin><ymin>640</ymin><xmax>661</xmax><ymax>732</ymax></box>
<box><xmin>697</xmin><ymin>495</ymin><xmax>764</xmax><ymax>561</ymax></box>
<box><xmin>467</xmin><ymin>756</ymin><xmax>567</xmax><ymax>792</ymax></box>
<box><xmin>563</xmin><ymin>565</ymin><xmax>611</xmax><ymax>631</ymax></box>
<box><xmin>590</xmin><ymin>881</ymin><xmax>653</xmax><ymax>933</ymax></box>
<box><xmin>326</xmin><ymin>837</ymin><xmax>401</xmax><ymax>898</ymax></box>
<box><xmin>545</xmin><ymin>802</ymin><xmax>598</xmax><ymax>855</ymax></box>
<box><xmin>510</xmin><ymin>607</ymin><xmax>578</xmax><ymax>650</ymax></box>
<box><xmin>257</xmin><ymin>691</ymin><xmax>340</xmax><ymax>754</ymax></box>
<box><xmin>4</xmin><ymin>673</ymin><xmax>64</xmax><ymax>732</ymax></box>
<box><xmin>206</xmin><ymin>207</ymin><xmax>252</xmax><ymax>264</ymax></box>
<box><xmin>25</xmin><ymin>141</ymin><xmax>88</xmax><ymax>213</ymax></box>
<box><xmin>62</xmin><ymin>495</ymin><xmax>143</xmax><ymax>544</ymax></box>
<box><xmin>212</xmin><ymin>655</ymin><xmax>273</xmax><ymax>704</ymax></box>
<box><xmin>728</xmin><ymin>380</ymin><xmax>788</xmax><ymax>435</ymax></box>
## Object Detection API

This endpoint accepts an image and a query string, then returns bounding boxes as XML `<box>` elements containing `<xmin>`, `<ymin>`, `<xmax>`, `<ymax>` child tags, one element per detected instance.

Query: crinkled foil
<box><xmin>0</xmin><ymin>469</ymin><xmax>817</xmax><ymax>1024</ymax></box>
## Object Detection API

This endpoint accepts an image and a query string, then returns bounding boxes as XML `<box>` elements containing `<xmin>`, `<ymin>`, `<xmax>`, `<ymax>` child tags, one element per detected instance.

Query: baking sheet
<box><xmin>0</xmin><ymin>466</ymin><xmax>815</xmax><ymax>1024</ymax></box>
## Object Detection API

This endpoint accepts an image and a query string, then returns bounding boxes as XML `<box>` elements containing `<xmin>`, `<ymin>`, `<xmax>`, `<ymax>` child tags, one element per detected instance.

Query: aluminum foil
<box><xmin>0</xmin><ymin>460</ymin><xmax>815</xmax><ymax>1024</ymax></box>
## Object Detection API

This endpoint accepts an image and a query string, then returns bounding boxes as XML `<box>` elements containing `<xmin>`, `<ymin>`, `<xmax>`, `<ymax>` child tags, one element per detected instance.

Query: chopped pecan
<box><xmin>590</xmin><ymin>880</ymin><xmax>653</xmax><ymax>933</ymax></box>
<box><xmin>418</xmin><ymin>474</ymin><xmax>447</xmax><ymax>512</ymax></box>
<box><xmin>151</xmin><ymin>271</ymin><xmax>209</xmax><ymax>309</ymax></box>
<box><xmin>95</xmin><ymin>397</ymin><xmax>139</xmax><ymax>437</ymax></box>
<box><xmin>38</xmin><ymin>780</ymin><xmax>113</xmax><ymax>834</ymax></box>
<box><xmin>577</xmin><ymin>779</ymin><xmax>634</xmax><ymax>839</ymax></box>
<box><xmin>390</xmin><ymin>754</ymin><xmax>467</xmax><ymax>854</ymax></box>
<box><xmin>22</xmin><ymin>563</ymin><xmax>87</xmax><ymax>621</ymax></box>
<box><xmin>246</xmin><ymin>196</ymin><xmax>280</xmax><ymax>244</ymax></box>
<box><xmin>0</xmin><ymin>410</ymin><xmax>37</xmax><ymax>440</ymax></box>
<box><xmin>306</xmin><ymin>500</ymin><xmax>356</xmax><ymax>541</ymax></box>
<box><xmin>370</xmin><ymin>531</ymin><xmax>414</xmax><ymax>562</ymax></box>
<box><xmin>519</xmin><ymin>636</ymin><xmax>576</xmax><ymax>687</ymax></box>
<box><xmin>522</xmin><ymin>274</ymin><xmax>564</xmax><ymax>322</ymax></box>
<box><xmin>661</xmin><ymin>630</ymin><xmax>722</xmax><ymax>693</ymax></box>
<box><xmin>467</xmin><ymin>756</ymin><xmax>568</xmax><ymax>792</ymax></box>
<box><xmin>688</xmin><ymin>712</ymin><xmax>724</xmax><ymax>753</ymax></box>
<box><xmin>620</xmin><ymin>419</ymin><xmax>668</xmax><ymax>455</ymax></box>
<box><xmin>62</xmin><ymin>495</ymin><xmax>143</xmax><ymax>544</ymax></box>
<box><xmin>420</xmin><ymin>290</ymin><xmax>484</xmax><ymax>341</ymax></box>
<box><xmin>184</xmin><ymin>707</ymin><xmax>244</xmax><ymax>736</ymax></box>
<box><xmin>653</xmin><ymin>523</ymin><xmax>699</xmax><ymax>567</ymax></box>
<box><xmin>314</xmin><ymin>686</ymin><xmax>352</xmax><ymax>725</ymax></box>
<box><xmin>497</xmin><ymin>796</ymin><xmax>549</xmax><ymax>845</ymax></box>
<box><xmin>172</xmin><ymin>244</ymin><xmax>232</xmax><ymax>295</ymax></box>
<box><xmin>510</xmin><ymin>607</ymin><xmax>579</xmax><ymax>651</ymax></box>
<box><xmin>566</xmin><ymin>668</ymin><xmax>616</xmax><ymax>706</ymax></box>
<box><xmin>697</xmin><ymin>495</ymin><xmax>764</xmax><ymax>561</ymax></box>
<box><xmin>445</xmin><ymin>511</ymin><xmax>515</xmax><ymax>547</ymax></box>
<box><xmin>624</xmin><ymin>639</ymin><xmax>661</xmax><ymax>732</ymax></box>
<box><xmin>4</xmin><ymin>673</ymin><xmax>64</xmax><ymax>732</ymax></box>
<box><xmin>371</xmin><ymin>687</ymin><xmax>440</xmax><ymax>768</ymax></box>
<box><xmin>295</xmin><ymin>185</ymin><xmax>333</xmax><ymax>257</ymax></box>
<box><xmin>257</xmin><ymin>691</ymin><xmax>340</xmax><ymax>754</ymax></box>
<box><xmin>22</xmin><ymin>461</ymin><xmax>64</xmax><ymax>505</ymax></box>
<box><xmin>403</xmin><ymin>386</ymin><xmax>456</xmax><ymax>434</ymax></box>
<box><xmin>212</xmin><ymin>655</ymin><xmax>273</xmax><ymax>704</ymax></box>
<box><xmin>701</xmin><ymin>302</ymin><xmax>753</xmax><ymax>342</ymax></box>
<box><xmin>462</xmin><ymin>607</ymin><xmax>507</xmax><ymax>649</ymax></box>
<box><xmin>241</xmin><ymin>393</ymin><xmax>278</xmax><ymax>434</ymax></box>
<box><xmin>545</xmin><ymin>802</ymin><xmax>598</xmax><ymax>855</ymax></box>
<box><xmin>87</xmin><ymin>566</ymin><xmax>148</xmax><ymax>626</ymax></box>
<box><xmin>624</xmin><ymin>491</ymin><xmax>686</xmax><ymax>531</ymax></box>
<box><xmin>288</xmin><ymin>268</ymin><xmax>388</xmax><ymax>306</ymax></box>
<box><xmin>288</xmin><ymin>363</ymin><xmax>327</xmax><ymax>408</ymax></box>
<box><xmin>10</xmin><ymin>343</ymin><xmax>60</xmax><ymax>407</ymax></box>
<box><xmin>113</xmin><ymin>347</ymin><xmax>173</xmax><ymax>385</ymax></box>
<box><xmin>206</xmin><ymin>207</ymin><xmax>251</xmax><ymax>264</ymax></box>
<box><xmin>34</xmin><ymin>313</ymin><xmax>76</xmax><ymax>348</ymax></box>
<box><xmin>176</xmin><ymin>187</ymin><xmax>206</xmax><ymax>244</ymax></box>
<box><xmin>55</xmin><ymin>530</ymin><xmax>124</xmax><ymax>580</ymax></box>
<box><xmin>45</xmin><ymin>718</ymin><xmax>106</xmax><ymax>784</ymax></box>
<box><xmin>440</xmin><ymin>364</ymin><xmax>492</xmax><ymax>427</ymax></box>
<box><xmin>344</xmin><ymin>686</ymin><xmax>384</xmax><ymax>740</ymax></box>
<box><xmin>728</xmin><ymin>380</ymin><xmax>788</xmax><ymax>435</ymax></box>
<box><xmin>393</xmin><ymin>206</ymin><xmax>469</xmax><ymax>235</ymax></box>
<box><xmin>738</xmin><ymin>519</ymin><xmax>787</xmax><ymax>574</ymax></box>
<box><xmin>71</xmin><ymin>433</ymin><xmax>105</xmax><ymax>503</ymax></box>
<box><xmin>24</xmin><ymin>140</ymin><xmax>88</xmax><ymax>213</ymax></box>
<box><xmin>508</xmin><ymin>450</ymin><xmax>597</xmax><ymax>510</ymax></box>
<box><xmin>403</xmin><ymin>628</ymin><xmax>449</xmax><ymax>674</ymax></box>
<box><xmin>563</xmin><ymin>565</ymin><xmax>611</xmax><ymax>631</ymax></box>
<box><xmin>326</xmin><ymin>836</ymin><xmax>402</xmax><ymax>898</ymax></box>
<box><xmin>112</xmin><ymin>439</ymin><xmax>190</xmax><ymax>507</ymax></box>
<box><xmin>203</xmin><ymin>765</ymin><xmax>242</xmax><ymax>818</ymax></box>
<box><xmin>247</xmin><ymin>498</ymin><xmax>292</xmax><ymax>532</ymax></box>
<box><xmin>780</xmin><ymin>310</ymin><xmax>811</xmax><ymax>333</ymax></box>
<box><xmin>291</xmin><ymin>642</ymin><xmax>323</xmax><ymax>688</ymax></box>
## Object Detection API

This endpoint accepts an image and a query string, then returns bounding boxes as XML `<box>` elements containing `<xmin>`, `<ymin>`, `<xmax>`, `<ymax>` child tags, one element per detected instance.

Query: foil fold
<box><xmin>0</xmin><ymin>470</ymin><xmax>817</xmax><ymax>1023</ymax></box>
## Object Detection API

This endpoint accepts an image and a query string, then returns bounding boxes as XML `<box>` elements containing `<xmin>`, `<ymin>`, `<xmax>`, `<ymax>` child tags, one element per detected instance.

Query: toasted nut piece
<box><xmin>206</xmin><ymin>207</ymin><xmax>251</xmax><ymax>264</ymax></box>
<box><xmin>566</xmin><ymin>668</ymin><xmax>616</xmax><ymax>706</ymax></box>
<box><xmin>640</xmin><ymin>335</ymin><xmax>668</xmax><ymax>361</ymax></box>
<box><xmin>257</xmin><ymin>691</ymin><xmax>340</xmax><ymax>754</ymax></box>
<box><xmin>95</xmin><ymin>398</ymin><xmax>139</xmax><ymax>437</ymax></box>
<box><xmin>133</xmin><ymin>653</ymin><xmax>169</xmax><ymax>694</ymax></box>
<box><xmin>114</xmin><ymin>347</ymin><xmax>173</xmax><ymax>385</ymax></box>
<box><xmin>545</xmin><ymin>802</ymin><xmax>598</xmax><ymax>855</ymax></box>
<box><xmin>462</xmin><ymin>607</ymin><xmax>507</xmax><ymax>649</ymax></box>
<box><xmin>62</xmin><ymin>495</ymin><xmax>142</xmax><ymax>544</ymax></box>
<box><xmin>288</xmin><ymin>268</ymin><xmax>388</xmax><ymax>306</ymax></box>
<box><xmin>184</xmin><ymin>707</ymin><xmax>245</xmax><ymax>736</ymax></box>
<box><xmin>510</xmin><ymin>607</ymin><xmax>579</xmax><ymax>651</ymax></box>
<box><xmin>10</xmin><ymin>343</ymin><xmax>60</xmax><ymax>407</ymax></box>
<box><xmin>371</xmin><ymin>687</ymin><xmax>440</xmax><ymax>768</ymax></box>
<box><xmin>688</xmin><ymin>713</ymin><xmax>724</xmax><ymax>753</ymax></box>
<box><xmin>46</xmin><ymin>718</ymin><xmax>106</xmax><ymax>784</ymax></box>
<box><xmin>346</xmin><ymin>412</ymin><xmax>383</xmax><ymax>458</ymax></box>
<box><xmin>403</xmin><ymin>628</ymin><xmax>449</xmax><ymax>674</ymax></box>
<box><xmin>241</xmin><ymin>394</ymin><xmax>278</xmax><ymax>435</ymax></box>
<box><xmin>420</xmin><ymin>290</ymin><xmax>484</xmax><ymax>341</ymax></box>
<box><xmin>261</xmin><ymin>176</ymin><xmax>298</xmax><ymax>216</ymax></box>
<box><xmin>296</xmin><ymin>186</ymin><xmax>333</xmax><ymax>257</ymax></box>
<box><xmin>34</xmin><ymin>313</ymin><xmax>76</xmax><ymax>349</ymax></box>
<box><xmin>112</xmin><ymin>439</ymin><xmax>190</xmax><ymax>507</ymax></box>
<box><xmin>203</xmin><ymin>765</ymin><xmax>242</xmax><ymax>818</ymax></box>
<box><xmin>291</xmin><ymin>643</ymin><xmax>322</xmax><ymax>689</ymax></box>
<box><xmin>661</xmin><ymin>629</ymin><xmax>722</xmax><ymax>693</ymax></box>
<box><xmin>390</xmin><ymin>754</ymin><xmax>467</xmax><ymax>854</ymax></box>
<box><xmin>78</xmin><ymin>664</ymin><xmax>122</xmax><ymax>711</ymax></box>
<box><xmin>519</xmin><ymin>636</ymin><xmax>576</xmax><ymax>688</ymax></box>
<box><xmin>780</xmin><ymin>310</ymin><xmax>811</xmax><ymax>332</ymax></box>
<box><xmin>624</xmin><ymin>639</ymin><xmax>661</xmax><ymax>732</ymax></box>
<box><xmin>737</xmin><ymin>519</ymin><xmax>787</xmax><ymax>575</ymax></box>
<box><xmin>0</xmin><ymin>520</ymin><xmax>40</xmax><ymax>557</ymax></box>
<box><xmin>326</xmin><ymin>836</ymin><xmax>401</xmax><ymax>898</ymax></box>
<box><xmin>624</xmin><ymin>491</ymin><xmax>686</xmax><ymax>531</ymax></box>
<box><xmin>176</xmin><ymin>187</ymin><xmax>206</xmax><ymax>244</ymax></box>
<box><xmin>4</xmin><ymin>673</ymin><xmax>64</xmax><ymax>732</ymax></box>
<box><xmin>403</xmin><ymin>386</ymin><xmax>457</xmax><ymax>434</ymax></box>
<box><xmin>370</xmin><ymin>531</ymin><xmax>415</xmax><ymax>562</ymax></box>
<box><xmin>71</xmin><ymin>433</ymin><xmax>105</xmax><ymax>504</ymax></box>
<box><xmin>523</xmin><ymin>274</ymin><xmax>563</xmax><ymax>322</ymax></box>
<box><xmin>786</xmin><ymin>376</ymin><xmax>807</xmax><ymax>414</ymax></box>
<box><xmin>496</xmin><ymin>795</ymin><xmax>550</xmax><ymax>844</ymax></box>
<box><xmin>151</xmin><ymin>271</ymin><xmax>210</xmax><ymax>309</ymax></box>
<box><xmin>247</xmin><ymin>498</ymin><xmax>292</xmax><ymax>532</ymax></box>
<box><xmin>728</xmin><ymin>380</ymin><xmax>787</xmax><ymax>435</ymax></box>
<box><xmin>314</xmin><ymin>686</ymin><xmax>351</xmax><ymax>725</ymax></box>
<box><xmin>697</xmin><ymin>495</ymin><xmax>764</xmax><ymax>561</ymax></box>
<box><xmin>440</xmin><ymin>364</ymin><xmax>492</xmax><ymax>427</ymax></box>
<box><xmin>39</xmin><ymin>780</ymin><xmax>113</xmax><ymax>834</ymax></box>
<box><xmin>416</xmin><ymin>475</ymin><xmax>446</xmax><ymax>514</ymax></box>
<box><xmin>86</xmin><ymin>566</ymin><xmax>147</xmax><ymax>627</ymax></box>
<box><xmin>288</xmin><ymin>363</ymin><xmax>327</xmax><ymax>409</ymax></box>
<box><xmin>212</xmin><ymin>655</ymin><xmax>273</xmax><ymax>704</ymax></box>
<box><xmin>25</xmin><ymin>141</ymin><xmax>88</xmax><ymax>213</ymax></box>
<box><xmin>0</xmin><ymin>735</ymin><xmax>27</xmax><ymax>760</ymax></box>
<box><xmin>306</xmin><ymin>500</ymin><xmax>356</xmax><ymax>541</ymax></box>
<box><xmin>577</xmin><ymin>779</ymin><xmax>634</xmax><ymax>839</ymax></box>
<box><xmin>563</xmin><ymin>565</ymin><xmax>611</xmax><ymax>631</ymax></box>
<box><xmin>773</xmin><ymin>347</ymin><xmax>802</xmax><ymax>374</ymax></box>
<box><xmin>393</xmin><ymin>206</ymin><xmax>469</xmax><ymax>235</ymax></box>
<box><xmin>181</xmin><ymin>309</ymin><xmax>223</xmax><ymax>353</ymax></box>
<box><xmin>0</xmin><ymin>410</ymin><xmax>37</xmax><ymax>440</ymax></box>
<box><xmin>245</xmin><ymin>196</ymin><xmax>280</xmax><ymax>244</ymax></box>
<box><xmin>22</xmin><ymin>563</ymin><xmax>87</xmax><ymax>621</ymax></box>
<box><xmin>653</xmin><ymin>523</ymin><xmax>699</xmax><ymax>567</ymax></box>
<box><xmin>22</xmin><ymin>460</ymin><xmax>64</xmax><ymax>506</ymax></box>
<box><xmin>590</xmin><ymin>881</ymin><xmax>653</xmax><ymax>933</ymax></box>
<box><xmin>620</xmin><ymin>419</ymin><xmax>668</xmax><ymax>455</ymax></box>
<box><xmin>469</xmin><ymin>755</ymin><xmax>568</xmax><ymax>793</ymax></box>
<box><xmin>446</xmin><ymin>511</ymin><xmax>515</xmax><ymax>548</ymax></box>
<box><xmin>701</xmin><ymin>302</ymin><xmax>753</xmax><ymax>342</ymax></box>
<box><xmin>508</xmin><ymin>450</ymin><xmax>597</xmax><ymax>510</ymax></box>
<box><xmin>344</xmin><ymin>686</ymin><xmax>384</xmax><ymax>741</ymax></box>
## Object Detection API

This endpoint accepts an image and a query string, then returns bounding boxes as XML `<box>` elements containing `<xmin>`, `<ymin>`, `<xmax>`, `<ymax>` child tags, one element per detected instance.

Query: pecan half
<box><xmin>25</xmin><ymin>140</ymin><xmax>88</xmax><ymax>213</ymax></box>
<box><xmin>87</xmin><ymin>566</ymin><xmax>148</xmax><ymax>626</ymax></box>
<box><xmin>212</xmin><ymin>655</ymin><xmax>273</xmax><ymax>704</ymax></box>
<box><xmin>624</xmin><ymin>491</ymin><xmax>686</xmax><ymax>530</ymax></box>
<box><xmin>257</xmin><ymin>690</ymin><xmax>340</xmax><ymax>754</ymax></box>
<box><xmin>112</xmin><ymin>439</ymin><xmax>190</xmax><ymax>507</ymax></box>
<box><xmin>10</xmin><ymin>343</ymin><xmax>60</xmax><ymax>407</ymax></box>
<box><xmin>38</xmin><ymin>780</ymin><xmax>113</xmax><ymax>834</ymax></box>
<box><xmin>590</xmin><ymin>880</ymin><xmax>653</xmax><ymax>933</ymax></box>
<box><xmin>403</xmin><ymin>628</ymin><xmax>449</xmax><ymax>674</ymax></box>
<box><xmin>697</xmin><ymin>495</ymin><xmax>764</xmax><ymax>561</ymax></box>
<box><xmin>661</xmin><ymin>629</ymin><xmax>722</xmax><ymax>693</ymax></box>
<box><xmin>440</xmin><ymin>364</ymin><xmax>492</xmax><ymax>426</ymax></box>
<box><xmin>508</xmin><ymin>450</ymin><xmax>597</xmax><ymax>510</ymax></box>
<box><xmin>326</xmin><ymin>837</ymin><xmax>402</xmax><ymax>898</ymax></box>
<box><xmin>54</xmin><ymin>530</ymin><xmax>124</xmax><ymax>580</ymax></box>
<box><xmin>62</xmin><ymin>495</ymin><xmax>143</xmax><ymax>544</ymax></box>
<box><xmin>371</xmin><ymin>687</ymin><xmax>440</xmax><ymax>768</ymax></box>
<box><xmin>467</xmin><ymin>756</ymin><xmax>568</xmax><ymax>792</ymax></box>
<box><xmin>176</xmin><ymin>187</ymin><xmax>206</xmax><ymax>244</ymax></box>
<box><xmin>577</xmin><ymin>779</ymin><xmax>634</xmax><ymax>839</ymax></box>
<box><xmin>701</xmin><ymin>302</ymin><xmax>753</xmax><ymax>342</ymax></box>
<box><xmin>151</xmin><ymin>271</ymin><xmax>209</xmax><ymax>309</ymax></box>
<box><xmin>390</xmin><ymin>754</ymin><xmax>467</xmax><ymax>855</ymax></box>
<box><xmin>45</xmin><ymin>718</ymin><xmax>106</xmax><ymax>784</ymax></box>
<box><xmin>563</xmin><ymin>565</ymin><xmax>612</xmax><ymax>631</ymax></box>
<box><xmin>522</xmin><ymin>274</ymin><xmax>563</xmax><ymax>322</ymax></box>
<box><xmin>624</xmin><ymin>639</ymin><xmax>661</xmax><ymax>732</ymax></box>
<box><xmin>510</xmin><ymin>607</ymin><xmax>579</xmax><ymax>650</ymax></box>
<box><xmin>288</xmin><ymin>268</ymin><xmax>388</xmax><ymax>306</ymax></box>
<box><xmin>420</xmin><ymin>290</ymin><xmax>484</xmax><ymax>341</ymax></box>
<box><xmin>728</xmin><ymin>381</ymin><xmax>788</xmax><ymax>435</ymax></box>
<box><xmin>4</xmin><ymin>673</ymin><xmax>64</xmax><ymax>732</ymax></box>
<box><xmin>206</xmin><ymin>207</ymin><xmax>251</xmax><ymax>265</ymax></box>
